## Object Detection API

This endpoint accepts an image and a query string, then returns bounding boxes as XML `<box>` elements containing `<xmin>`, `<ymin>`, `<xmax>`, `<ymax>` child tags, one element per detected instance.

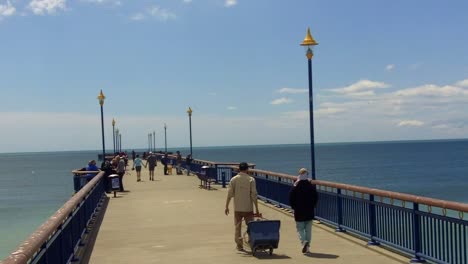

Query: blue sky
<box><xmin>1</xmin><ymin>0</ymin><xmax>468</xmax><ymax>152</ymax></box>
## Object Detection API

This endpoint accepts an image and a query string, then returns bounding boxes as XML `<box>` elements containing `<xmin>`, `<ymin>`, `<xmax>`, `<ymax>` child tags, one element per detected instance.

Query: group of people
<box><xmin>225</xmin><ymin>163</ymin><xmax>318</xmax><ymax>254</ymax></box>
<box><xmin>132</xmin><ymin>151</ymin><xmax>194</xmax><ymax>181</ymax></box>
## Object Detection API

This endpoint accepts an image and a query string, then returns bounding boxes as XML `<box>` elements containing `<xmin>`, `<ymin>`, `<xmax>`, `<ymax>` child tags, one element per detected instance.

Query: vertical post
<box><xmin>112</xmin><ymin>121</ymin><xmax>115</xmax><ymax>154</ymax></box>
<box><xmin>411</xmin><ymin>203</ymin><xmax>425</xmax><ymax>263</ymax></box>
<box><xmin>164</xmin><ymin>124</ymin><xmax>167</xmax><ymax>153</ymax></box>
<box><xmin>222</xmin><ymin>171</ymin><xmax>226</xmax><ymax>188</ymax></box>
<box><xmin>336</xmin><ymin>188</ymin><xmax>345</xmax><ymax>232</ymax></box>
<box><xmin>149</xmin><ymin>133</ymin><xmax>152</xmax><ymax>152</ymax></box>
<box><xmin>119</xmin><ymin>134</ymin><xmax>122</xmax><ymax>152</ymax></box>
<box><xmin>153</xmin><ymin>131</ymin><xmax>156</xmax><ymax>152</ymax></box>
<box><xmin>368</xmin><ymin>194</ymin><xmax>379</xmax><ymax>245</ymax></box>
<box><xmin>100</xmin><ymin>105</ymin><xmax>105</xmax><ymax>161</ymax></box>
<box><xmin>308</xmin><ymin>58</ymin><xmax>316</xmax><ymax>180</ymax></box>
<box><xmin>148</xmin><ymin>134</ymin><xmax>150</xmax><ymax>152</ymax></box>
<box><xmin>189</xmin><ymin>114</ymin><xmax>193</xmax><ymax>156</ymax></box>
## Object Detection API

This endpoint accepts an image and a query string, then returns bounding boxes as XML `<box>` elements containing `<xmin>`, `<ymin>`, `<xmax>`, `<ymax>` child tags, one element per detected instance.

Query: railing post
<box><xmin>367</xmin><ymin>194</ymin><xmax>380</xmax><ymax>245</ymax></box>
<box><xmin>411</xmin><ymin>203</ymin><xmax>426</xmax><ymax>263</ymax></box>
<box><xmin>336</xmin><ymin>188</ymin><xmax>345</xmax><ymax>232</ymax></box>
<box><xmin>222</xmin><ymin>171</ymin><xmax>226</xmax><ymax>188</ymax></box>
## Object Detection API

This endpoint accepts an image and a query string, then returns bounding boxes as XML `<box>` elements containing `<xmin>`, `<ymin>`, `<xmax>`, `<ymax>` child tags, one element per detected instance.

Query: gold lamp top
<box><xmin>112</xmin><ymin>118</ymin><xmax>116</xmax><ymax>126</ymax></box>
<box><xmin>97</xmin><ymin>90</ymin><xmax>106</xmax><ymax>105</ymax></box>
<box><xmin>300</xmin><ymin>27</ymin><xmax>318</xmax><ymax>46</ymax></box>
<box><xmin>187</xmin><ymin>107</ymin><xmax>193</xmax><ymax>116</ymax></box>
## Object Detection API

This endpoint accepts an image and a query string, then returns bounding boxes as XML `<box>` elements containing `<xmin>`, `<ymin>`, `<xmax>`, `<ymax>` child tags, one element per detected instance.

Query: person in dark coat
<box><xmin>289</xmin><ymin>168</ymin><xmax>318</xmax><ymax>254</ymax></box>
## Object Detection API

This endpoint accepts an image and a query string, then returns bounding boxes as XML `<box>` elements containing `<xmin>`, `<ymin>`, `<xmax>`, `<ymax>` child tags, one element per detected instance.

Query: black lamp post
<box><xmin>112</xmin><ymin>118</ymin><xmax>116</xmax><ymax>154</ymax></box>
<box><xmin>187</xmin><ymin>107</ymin><xmax>193</xmax><ymax>156</ymax></box>
<box><xmin>301</xmin><ymin>27</ymin><xmax>318</xmax><ymax>180</ymax></box>
<box><xmin>153</xmin><ymin>131</ymin><xmax>156</xmax><ymax>152</ymax></box>
<box><xmin>164</xmin><ymin>123</ymin><xmax>167</xmax><ymax>153</ymax></box>
<box><xmin>115</xmin><ymin>128</ymin><xmax>119</xmax><ymax>153</ymax></box>
<box><xmin>97</xmin><ymin>90</ymin><xmax>106</xmax><ymax>161</ymax></box>
<box><xmin>119</xmin><ymin>133</ymin><xmax>122</xmax><ymax>152</ymax></box>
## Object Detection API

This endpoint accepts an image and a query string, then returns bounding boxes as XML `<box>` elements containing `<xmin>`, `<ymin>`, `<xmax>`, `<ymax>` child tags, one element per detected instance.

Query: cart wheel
<box><xmin>269</xmin><ymin>248</ymin><xmax>273</xmax><ymax>255</ymax></box>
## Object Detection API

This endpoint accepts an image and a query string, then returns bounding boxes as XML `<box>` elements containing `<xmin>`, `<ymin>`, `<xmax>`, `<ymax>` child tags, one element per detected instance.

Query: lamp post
<box><xmin>187</xmin><ymin>107</ymin><xmax>193</xmax><ymax>156</ymax></box>
<box><xmin>301</xmin><ymin>27</ymin><xmax>318</xmax><ymax>180</ymax></box>
<box><xmin>164</xmin><ymin>123</ymin><xmax>167</xmax><ymax>153</ymax></box>
<box><xmin>112</xmin><ymin>119</ymin><xmax>116</xmax><ymax>154</ymax></box>
<box><xmin>149</xmin><ymin>133</ymin><xmax>152</xmax><ymax>152</ymax></box>
<box><xmin>119</xmin><ymin>133</ymin><xmax>122</xmax><ymax>152</ymax></box>
<box><xmin>116</xmin><ymin>128</ymin><xmax>120</xmax><ymax>154</ymax></box>
<box><xmin>97</xmin><ymin>90</ymin><xmax>106</xmax><ymax>161</ymax></box>
<box><xmin>153</xmin><ymin>131</ymin><xmax>156</xmax><ymax>152</ymax></box>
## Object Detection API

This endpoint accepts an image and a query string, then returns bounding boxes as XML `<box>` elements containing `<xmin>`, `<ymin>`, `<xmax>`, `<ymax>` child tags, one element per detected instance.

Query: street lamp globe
<box><xmin>187</xmin><ymin>107</ymin><xmax>193</xmax><ymax>117</ymax></box>
<box><xmin>300</xmin><ymin>27</ymin><xmax>318</xmax><ymax>59</ymax></box>
<box><xmin>97</xmin><ymin>90</ymin><xmax>106</xmax><ymax>105</ymax></box>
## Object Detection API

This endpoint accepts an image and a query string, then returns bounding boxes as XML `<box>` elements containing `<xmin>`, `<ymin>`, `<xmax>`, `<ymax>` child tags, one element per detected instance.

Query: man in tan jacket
<box><xmin>225</xmin><ymin>162</ymin><xmax>260</xmax><ymax>251</ymax></box>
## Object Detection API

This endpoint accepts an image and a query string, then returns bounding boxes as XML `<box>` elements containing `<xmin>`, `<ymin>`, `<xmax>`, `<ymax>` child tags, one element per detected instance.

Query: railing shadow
<box><xmin>79</xmin><ymin>196</ymin><xmax>110</xmax><ymax>264</ymax></box>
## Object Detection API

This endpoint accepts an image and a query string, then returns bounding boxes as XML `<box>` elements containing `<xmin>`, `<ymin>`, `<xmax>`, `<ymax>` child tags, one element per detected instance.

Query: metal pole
<box><xmin>149</xmin><ymin>133</ymin><xmax>152</xmax><ymax>152</ymax></box>
<box><xmin>308</xmin><ymin>58</ymin><xmax>316</xmax><ymax>180</ymax></box>
<box><xmin>153</xmin><ymin>131</ymin><xmax>156</xmax><ymax>152</ymax></box>
<box><xmin>119</xmin><ymin>133</ymin><xmax>122</xmax><ymax>152</ymax></box>
<box><xmin>112</xmin><ymin>124</ymin><xmax>115</xmax><ymax>154</ymax></box>
<box><xmin>189</xmin><ymin>115</ymin><xmax>193</xmax><ymax>156</ymax></box>
<box><xmin>164</xmin><ymin>125</ymin><xmax>167</xmax><ymax>153</ymax></box>
<box><xmin>100</xmin><ymin>105</ymin><xmax>106</xmax><ymax>161</ymax></box>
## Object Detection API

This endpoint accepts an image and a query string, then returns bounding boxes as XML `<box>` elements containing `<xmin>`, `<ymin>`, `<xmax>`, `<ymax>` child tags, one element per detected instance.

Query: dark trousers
<box><xmin>164</xmin><ymin>165</ymin><xmax>168</xmax><ymax>175</ymax></box>
<box><xmin>118</xmin><ymin>172</ymin><xmax>124</xmax><ymax>191</ymax></box>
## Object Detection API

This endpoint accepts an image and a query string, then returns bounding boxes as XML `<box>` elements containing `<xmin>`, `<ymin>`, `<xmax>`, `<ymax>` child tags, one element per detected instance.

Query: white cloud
<box><xmin>280</xmin><ymin>111</ymin><xmax>308</xmax><ymax>120</ymax></box>
<box><xmin>148</xmin><ymin>6</ymin><xmax>176</xmax><ymax>21</ymax></box>
<box><xmin>81</xmin><ymin>0</ymin><xmax>122</xmax><ymax>6</ymax></box>
<box><xmin>183</xmin><ymin>0</ymin><xmax>192</xmax><ymax>3</ymax></box>
<box><xmin>456</xmin><ymin>79</ymin><xmax>468</xmax><ymax>87</ymax></box>
<box><xmin>315</xmin><ymin>107</ymin><xmax>346</xmax><ymax>116</ymax></box>
<box><xmin>28</xmin><ymin>0</ymin><xmax>66</xmax><ymax>15</ymax></box>
<box><xmin>332</xmin><ymin>80</ymin><xmax>390</xmax><ymax>96</ymax></box>
<box><xmin>227</xmin><ymin>106</ymin><xmax>237</xmax><ymax>110</ymax></box>
<box><xmin>131</xmin><ymin>6</ymin><xmax>176</xmax><ymax>22</ymax></box>
<box><xmin>270</xmin><ymin>97</ymin><xmax>293</xmax><ymax>105</ymax></box>
<box><xmin>409</xmin><ymin>63</ymin><xmax>422</xmax><ymax>70</ymax></box>
<box><xmin>385</xmin><ymin>64</ymin><xmax>395</xmax><ymax>71</ymax></box>
<box><xmin>395</xmin><ymin>85</ymin><xmax>468</xmax><ymax>97</ymax></box>
<box><xmin>277</xmin><ymin>88</ymin><xmax>307</xmax><ymax>94</ymax></box>
<box><xmin>0</xmin><ymin>0</ymin><xmax>16</xmax><ymax>18</ymax></box>
<box><xmin>397</xmin><ymin>120</ymin><xmax>424</xmax><ymax>127</ymax></box>
<box><xmin>225</xmin><ymin>0</ymin><xmax>237</xmax><ymax>7</ymax></box>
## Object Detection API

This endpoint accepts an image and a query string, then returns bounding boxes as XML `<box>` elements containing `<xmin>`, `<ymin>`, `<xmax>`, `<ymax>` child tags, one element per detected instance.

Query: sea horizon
<box><xmin>2</xmin><ymin>137</ymin><xmax>468</xmax><ymax>155</ymax></box>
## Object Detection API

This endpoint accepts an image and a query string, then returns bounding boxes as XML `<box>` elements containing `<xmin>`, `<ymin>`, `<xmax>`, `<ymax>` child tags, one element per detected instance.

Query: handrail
<box><xmin>244</xmin><ymin>167</ymin><xmax>468</xmax><ymax>213</ymax></box>
<box><xmin>72</xmin><ymin>170</ymin><xmax>100</xmax><ymax>175</ymax></box>
<box><xmin>1</xmin><ymin>171</ymin><xmax>105</xmax><ymax>264</ymax></box>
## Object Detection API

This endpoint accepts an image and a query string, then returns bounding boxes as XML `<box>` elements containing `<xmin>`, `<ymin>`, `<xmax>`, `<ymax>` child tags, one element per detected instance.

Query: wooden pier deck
<box><xmin>85</xmin><ymin>163</ymin><xmax>410</xmax><ymax>264</ymax></box>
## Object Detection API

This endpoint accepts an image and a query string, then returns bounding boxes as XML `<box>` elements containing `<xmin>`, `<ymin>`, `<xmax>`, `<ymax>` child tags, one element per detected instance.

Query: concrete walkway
<box><xmin>87</xmin><ymin>163</ymin><xmax>410</xmax><ymax>264</ymax></box>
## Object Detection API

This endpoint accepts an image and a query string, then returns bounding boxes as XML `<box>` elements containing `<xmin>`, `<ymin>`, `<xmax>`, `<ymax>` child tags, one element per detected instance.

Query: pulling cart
<box><xmin>244</xmin><ymin>214</ymin><xmax>281</xmax><ymax>256</ymax></box>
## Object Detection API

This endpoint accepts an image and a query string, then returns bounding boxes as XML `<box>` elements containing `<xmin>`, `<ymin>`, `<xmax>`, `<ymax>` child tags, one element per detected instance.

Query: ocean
<box><xmin>1</xmin><ymin>140</ymin><xmax>468</xmax><ymax>258</ymax></box>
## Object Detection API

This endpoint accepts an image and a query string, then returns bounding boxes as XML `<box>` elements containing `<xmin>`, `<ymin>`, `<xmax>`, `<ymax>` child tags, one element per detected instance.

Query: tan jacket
<box><xmin>227</xmin><ymin>172</ymin><xmax>258</xmax><ymax>212</ymax></box>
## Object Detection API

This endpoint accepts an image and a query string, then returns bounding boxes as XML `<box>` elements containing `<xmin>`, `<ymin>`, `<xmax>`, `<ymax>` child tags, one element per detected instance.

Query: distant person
<box><xmin>185</xmin><ymin>154</ymin><xmax>192</xmax><ymax>175</ymax></box>
<box><xmin>176</xmin><ymin>151</ymin><xmax>183</xmax><ymax>175</ymax></box>
<box><xmin>161</xmin><ymin>153</ymin><xmax>169</xmax><ymax>175</ymax></box>
<box><xmin>133</xmin><ymin>155</ymin><xmax>145</xmax><ymax>182</ymax></box>
<box><xmin>132</xmin><ymin>150</ymin><xmax>136</xmax><ymax>161</ymax></box>
<box><xmin>145</xmin><ymin>152</ymin><xmax>157</xmax><ymax>181</ymax></box>
<box><xmin>85</xmin><ymin>160</ymin><xmax>99</xmax><ymax>182</ymax></box>
<box><xmin>101</xmin><ymin>159</ymin><xmax>115</xmax><ymax>193</ymax></box>
<box><xmin>225</xmin><ymin>162</ymin><xmax>260</xmax><ymax>251</ymax></box>
<box><xmin>116</xmin><ymin>156</ymin><xmax>126</xmax><ymax>192</ymax></box>
<box><xmin>289</xmin><ymin>168</ymin><xmax>318</xmax><ymax>254</ymax></box>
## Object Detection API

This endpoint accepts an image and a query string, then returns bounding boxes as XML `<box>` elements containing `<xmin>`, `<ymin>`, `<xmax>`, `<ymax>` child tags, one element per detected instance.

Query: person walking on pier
<box><xmin>116</xmin><ymin>156</ymin><xmax>126</xmax><ymax>192</ymax></box>
<box><xmin>289</xmin><ymin>168</ymin><xmax>318</xmax><ymax>254</ymax></box>
<box><xmin>162</xmin><ymin>153</ymin><xmax>169</xmax><ymax>175</ymax></box>
<box><xmin>176</xmin><ymin>151</ymin><xmax>183</xmax><ymax>175</ymax></box>
<box><xmin>225</xmin><ymin>162</ymin><xmax>260</xmax><ymax>251</ymax></box>
<box><xmin>185</xmin><ymin>154</ymin><xmax>192</xmax><ymax>175</ymax></box>
<box><xmin>133</xmin><ymin>155</ymin><xmax>145</xmax><ymax>182</ymax></box>
<box><xmin>145</xmin><ymin>152</ymin><xmax>157</xmax><ymax>181</ymax></box>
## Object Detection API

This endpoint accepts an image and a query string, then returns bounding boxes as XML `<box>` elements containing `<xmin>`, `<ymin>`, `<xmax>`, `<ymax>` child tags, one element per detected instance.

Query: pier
<box><xmin>3</xmin><ymin>156</ymin><xmax>468</xmax><ymax>264</ymax></box>
<box><xmin>84</xmin><ymin>164</ymin><xmax>408</xmax><ymax>264</ymax></box>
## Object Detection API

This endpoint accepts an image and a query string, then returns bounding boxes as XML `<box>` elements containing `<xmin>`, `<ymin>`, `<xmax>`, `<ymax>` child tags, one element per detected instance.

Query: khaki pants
<box><xmin>234</xmin><ymin>211</ymin><xmax>253</xmax><ymax>248</ymax></box>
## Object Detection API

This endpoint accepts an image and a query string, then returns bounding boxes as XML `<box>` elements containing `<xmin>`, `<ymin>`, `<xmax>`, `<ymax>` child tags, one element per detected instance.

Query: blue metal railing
<box><xmin>2</xmin><ymin>171</ymin><xmax>106</xmax><ymax>264</ymax></box>
<box><xmin>216</xmin><ymin>167</ymin><xmax>468</xmax><ymax>264</ymax></box>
